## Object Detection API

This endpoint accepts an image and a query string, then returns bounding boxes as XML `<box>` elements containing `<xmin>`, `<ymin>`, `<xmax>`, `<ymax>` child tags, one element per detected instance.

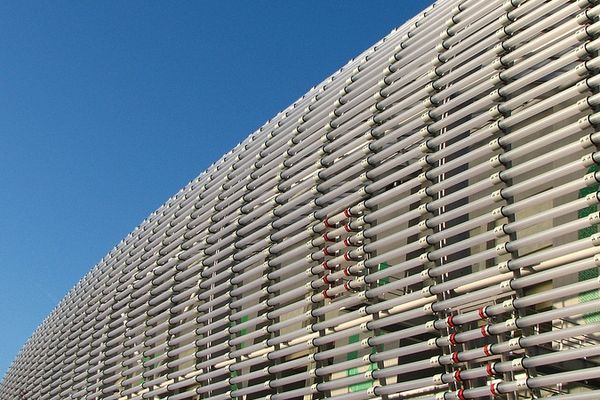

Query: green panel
<box><xmin>230</xmin><ymin>370</ymin><xmax>238</xmax><ymax>391</ymax></box>
<box><xmin>230</xmin><ymin>315</ymin><xmax>249</xmax><ymax>390</ymax></box>
<box><xmin>138</xmin><ymin>354</ymin><xmax>156</xmax><ymax>386</ymax></box>
<box><xmin>346</xmin><ymin>335</ymin><xmax>378</xmax><ymax>392</ymax></box>
<box><xmin>578</xmin><ymin>165</ymin><xmax>600</xmax><ymax>323</ymax></box>
<box><xmin>378</xmin><ymin>262</ymin><xmax>390</xmax><ymax>286</ymax></box>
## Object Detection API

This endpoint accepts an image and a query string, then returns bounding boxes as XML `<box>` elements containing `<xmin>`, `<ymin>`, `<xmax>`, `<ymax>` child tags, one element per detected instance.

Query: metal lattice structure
<box><xmin>4</xmin><ymin>0</ymin><xmax>600</xmax><ymax>399</ymax></box>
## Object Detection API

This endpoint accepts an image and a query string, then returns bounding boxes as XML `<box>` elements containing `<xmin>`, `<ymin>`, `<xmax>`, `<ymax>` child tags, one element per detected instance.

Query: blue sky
<box><xmin>0</xmin><ymin>1</ymin><xmax>432</xmax><ymax>379</ymax></box>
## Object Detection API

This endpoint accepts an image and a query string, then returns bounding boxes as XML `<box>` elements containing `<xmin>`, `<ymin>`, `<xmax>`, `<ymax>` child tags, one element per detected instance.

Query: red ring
<box><xmin>457</xmin><ymin>388</ymin><xmax>466</xmax><ymax>400</ymax></box>
<box><xmin>343</xmin><ymin>238</ymin><xmax>351</xmax><ymax>247</ymax></box>
<box><xmin>323</xmin><ymin>233</ymin><xmax>330</xmax><ymax>242</ymax></box>
<box><xmin>322</xmin><ymin>290</ymin><xmax>332</xmax><ymax>299</ymax></box>
<box><xmin>323</xmin><ymin>247</ymin><xmax>330</xmax><ymax>256</ymax></box>
<box><xmin>490</xmin><ymin>383</ymin><xmax>498</xmax><ymax>396</ymax></box>
<box><xmin>480</xmin><ymin>325</ymin><xmax>489</xmax><ymax>337</ymax></box>
<box><xmin>454</xmin><ymin>369</ymin><xmax>462</xmax><ymax>382</ymax></box>
<box><xmin>344</xmin><ymin>282</ymin><xmax>351</xmax><ymax>291</ymax></box>
<box><xmin>343</xmin><ymin>252</ymin><xmax>351</xmax><ymax>261</ymax></box>
<box><xmin>344</xmin><ymin>224</ymin><xmax>352</xmax><ymax>232</ymax></box>
<box><xmin>486</xmin><ymin>363</ymin><xmax>495</xmax><ymax>377</ymax></box>
<box><xmin>322</xmin><ymin>260</ymin><xmax>329</xmax><ymax>270</ymax></box>
<box><xmin>343</xmin><ymin>267</ymin><xmax>350</xmax><ymax>277</ymax></box>
<box><xmin>447</xmin><ymin>315</ymin><xmax>455</xmax><ymax>328</ymax></box>
<box><xmin>344</xmin><ymin>208</ymin><xmax>352</xmax><ymax>218</ymax></box>
<box><xmin>323</xmin><ymin>218</ymin><xmax>334</xmax><ymax>228</ymax></box>
<box><xmin>483</xmin><ymin>344</ymin><xmax>492</xmax><ymax>357</ymax></box>
<box><xmin>452</xmin><ymin>351</ymin><xmax>460</xmax><ymax>363</ymax></box>
<box><xmin>449</xmin><ymin>333</ymin><xmax>457</xmax><ymax>345</ymax></box>
<box><xmin>478</xmin><ymin>307</ymin><xmax>486</xmax><ymax>320</ymax></box>
<box><xmin>322</xmin><ymin>275</ymin><xmax>330</xmax><ymax>285</ymax></box>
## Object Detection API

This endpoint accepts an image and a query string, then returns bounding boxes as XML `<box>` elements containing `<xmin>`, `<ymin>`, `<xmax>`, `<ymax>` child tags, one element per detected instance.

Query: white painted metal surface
<box><xmin>3</xmin><ymin>1</ymin><xmax>600</xmax><ymax>399</ymax></box>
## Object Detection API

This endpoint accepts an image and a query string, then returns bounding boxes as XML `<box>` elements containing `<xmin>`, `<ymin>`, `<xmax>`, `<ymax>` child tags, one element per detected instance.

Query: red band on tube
<box><xmin>490</xmin><ymin>383</ymin><xmax>498</xmax><ymax>396</ymax></box>
<box><xmin>483</xmin><ymin>344</ymin><xmax>492</xmax><ymax>357</ymax></box>
<box><xmin>480</xmin><ymin>325</ymin><xmax>489</xmax><ymax>337</ymax></box>
<box><xmin>478</xmin><ymin>307</ymin><xmax>487</xmax><ymax>320</ymax></box>
<box><xmin>452</xmin><ymin>351</ymin><xmax>460</xmax><ymax>363</ymax></box>
<box><xmin>447</xmin><ymin>315</ymin><xmax>455</xmax><ymax>328</ymax></box>
<box><xmin>449</xmin><ymin>333</ymin><xmax>457</xmax><ymax>345</ymax></box>
<box><xmin>454</xmin><ymin>369</ymin><xmax>462</xmax><ymax>382</ymax></box>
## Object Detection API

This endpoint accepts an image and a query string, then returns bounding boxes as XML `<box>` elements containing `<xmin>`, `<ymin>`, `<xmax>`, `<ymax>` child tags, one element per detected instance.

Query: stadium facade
<box><xmin>3</xmin><ymin>0</ymin><xmax>600</xmax><ymax>399</ymax></box>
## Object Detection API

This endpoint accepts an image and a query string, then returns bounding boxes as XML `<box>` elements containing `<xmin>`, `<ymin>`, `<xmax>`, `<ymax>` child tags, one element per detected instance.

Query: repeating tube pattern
<box><xmin>3</xmin><ymin>0</ymin><xmax>600</xmax><ymax>399</ymax></box>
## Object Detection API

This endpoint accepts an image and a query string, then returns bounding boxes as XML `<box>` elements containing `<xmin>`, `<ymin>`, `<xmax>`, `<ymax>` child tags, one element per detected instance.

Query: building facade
<box><xmin>2</xmin><ymin>0</ymin><xmax>600</xmax><ymax>399</ymax></box>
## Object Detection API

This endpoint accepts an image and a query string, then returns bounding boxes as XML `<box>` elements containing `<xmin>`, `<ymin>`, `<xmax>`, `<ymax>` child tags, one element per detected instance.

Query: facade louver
<box><xmin>3</xmin><ymin>0</ymin><xmax>600</xmax><ymax>399</ymax></box>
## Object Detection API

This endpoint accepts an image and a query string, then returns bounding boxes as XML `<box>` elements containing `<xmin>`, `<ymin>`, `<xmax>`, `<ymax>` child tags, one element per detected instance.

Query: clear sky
<box><xmin>0</xmin><ymin>1</ymin><xmax>433</xmax><ymax>379</ymax></box>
